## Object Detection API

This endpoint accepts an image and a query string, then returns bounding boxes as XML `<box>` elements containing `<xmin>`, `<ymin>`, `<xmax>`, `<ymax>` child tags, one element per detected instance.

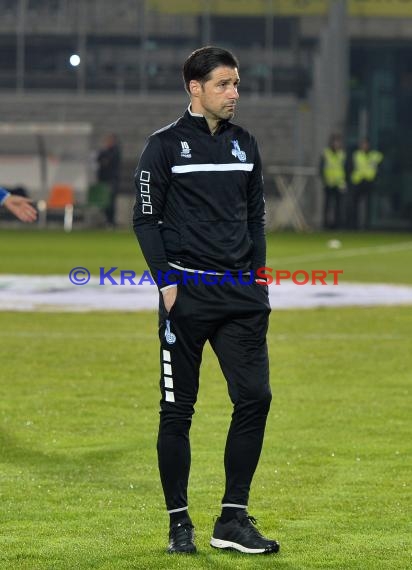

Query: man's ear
<box><xmin>189</xmin><ymin>80</ymin><xmax>201</xmax><ymax>97</ymax></box>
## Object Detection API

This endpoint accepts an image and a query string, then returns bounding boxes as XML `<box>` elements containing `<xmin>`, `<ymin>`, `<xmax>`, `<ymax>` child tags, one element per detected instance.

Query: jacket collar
<box><xmin>184</xmin><ymin>105</ymin><xmax>230</xmax><ymax>135</ymax></box>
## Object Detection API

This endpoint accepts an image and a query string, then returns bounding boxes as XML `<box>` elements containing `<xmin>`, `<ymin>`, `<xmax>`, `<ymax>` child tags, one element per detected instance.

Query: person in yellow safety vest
<box><xmin>349</xmin><ymin>138</ymin><xmax>383</xmax><ymax>229</ymax></box>
<box><xmin>319</xmin><ymin>133</ymin><xmax>347</xmax><ymax>229</ymax></box>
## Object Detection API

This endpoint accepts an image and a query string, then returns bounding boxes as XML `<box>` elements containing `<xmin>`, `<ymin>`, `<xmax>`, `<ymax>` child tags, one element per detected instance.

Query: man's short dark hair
<box><xmin>183</xmin><ymin>46</ymin><xmax>239</xmax><ymax>92</ymax></box>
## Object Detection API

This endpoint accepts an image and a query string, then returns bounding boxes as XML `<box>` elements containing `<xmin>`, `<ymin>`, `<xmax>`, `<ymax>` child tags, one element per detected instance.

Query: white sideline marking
<box><xmin>0</xmin><ymin>332</ymin><xmax>406</xmax><ymax>341</ymax></box>
<box><xmin>266</xmin><ymin>240</ymin><xmax>412</xmax><ymax>266</ymax></box>
<box><xmin>0</xmin><ymin>274</ymin><xmax>412</xmax><ymax>312</ymax></box>
<box><xmin>0</xmin><ymin>331</ymin><xmax>154</xmax><ymax>339</ymax></box>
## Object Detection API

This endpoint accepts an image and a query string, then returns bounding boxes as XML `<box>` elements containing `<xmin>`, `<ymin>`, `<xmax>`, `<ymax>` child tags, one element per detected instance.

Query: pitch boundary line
<box><xmin>266</xmin><ymin>240</ymin><xmax>412</xmax><ymax>266</ymax></box>
<box><xmin>0</xmin><ymin>331</ymin><xmax>406</xmax><ymax>340</ymax></box>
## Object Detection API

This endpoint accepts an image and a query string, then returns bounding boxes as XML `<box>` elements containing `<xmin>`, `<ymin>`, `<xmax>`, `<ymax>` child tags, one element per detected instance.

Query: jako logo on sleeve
<box><xmin>140</xmin><ymin>170</ymin><xmax>152</xmax><ymax>214</ymax></box>
<box><xmin>180</xmin><ymin>141</ymin><xmax>192</xmax><ymax>158</ymax></box>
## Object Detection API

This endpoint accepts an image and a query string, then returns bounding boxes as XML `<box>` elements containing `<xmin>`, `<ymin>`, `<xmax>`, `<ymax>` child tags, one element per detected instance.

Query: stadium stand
<box><xmin>1</xmin><ymin>0</ymin><xmax>412</xmax><ymax>228</ymax></box>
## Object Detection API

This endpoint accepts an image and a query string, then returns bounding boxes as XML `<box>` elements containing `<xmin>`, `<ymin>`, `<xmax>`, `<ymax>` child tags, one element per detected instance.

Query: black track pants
<box><xmin>157</xmin><ymin>277</ymin><xmax>272</xmax><ymax>512</ymax></box>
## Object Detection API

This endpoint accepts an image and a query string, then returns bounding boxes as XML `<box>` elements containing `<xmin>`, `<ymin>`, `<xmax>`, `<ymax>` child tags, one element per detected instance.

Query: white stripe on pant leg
<box><xmin>163</xmin><ymin>351</ymin><xmax>174</xmax><ymax>401</ymax></box>
<box><xmin>164</xmin><ymin>376</ymin><xmax>173</xmax><ymax>389</ymax></box>
<box><xmin>221</xmin><ymin>503</ymin><xmax>248</xmax><ymax>508</ymax></box>
<box><xmin>168</xmin><ymin>506</ymin><xmax>188</xmax><ymax>514</ymax></box>
<box><xmin>165</xmin><ymin>390</ymin><xmax>175</xmax><ymax>403</ymax></box>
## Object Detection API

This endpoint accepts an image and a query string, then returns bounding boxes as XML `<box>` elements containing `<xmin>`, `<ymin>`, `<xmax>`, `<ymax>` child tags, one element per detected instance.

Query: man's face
<box><xmin>332</xmin><ymin>137</ymin><xmax>342</xmax><ymax>151</ymax></box>
<box><xmin>104</xmin><ymin>135</ymin><xmax>115</xmax><ymax>148</ymax></box>
<box><xmin>190</xmin><ymin>66</ymin><xmax>240</xmax><ymax>121</ymax></box>
<box><xmin>361</xmin><ymin>139</ymin><xmax>369</xmax><ymax>152</ymax></box>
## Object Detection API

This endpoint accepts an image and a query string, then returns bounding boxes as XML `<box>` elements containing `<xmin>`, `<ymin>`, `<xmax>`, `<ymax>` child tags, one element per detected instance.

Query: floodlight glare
<box><xmin>69</xmin><ymin>54</ymin><xmax>81</xmax><ymax>67</ymax></box>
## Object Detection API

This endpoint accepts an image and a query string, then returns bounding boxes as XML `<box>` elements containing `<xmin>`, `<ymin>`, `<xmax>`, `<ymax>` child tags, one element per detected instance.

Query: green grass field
<box><xmin>2</xmin><ymin>228</ymin><xmax>412</xmax><ymax>284</ymax></box>
<box><xmin>1</xmin><ymin>229</ymin><xmax>411</xmax><ymax>569</ymax></box>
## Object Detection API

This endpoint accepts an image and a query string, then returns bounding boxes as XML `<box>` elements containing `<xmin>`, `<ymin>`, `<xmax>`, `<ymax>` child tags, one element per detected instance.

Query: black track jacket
<box><xmin>133</xmin><ymin>108</ymin><xmax>266</xmax><ymax>290</ymax></box>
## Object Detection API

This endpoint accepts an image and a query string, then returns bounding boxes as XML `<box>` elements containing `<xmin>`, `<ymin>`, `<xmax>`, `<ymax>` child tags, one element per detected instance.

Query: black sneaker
<box><xmin>210</xmin><ymin>511</ymin><xmax>280</xmax><ymax>555</ymax></box>
<box><xmin>167</xmin><ymin>522</ymin><xmax>196</xmax><ymax>554</ymax></box>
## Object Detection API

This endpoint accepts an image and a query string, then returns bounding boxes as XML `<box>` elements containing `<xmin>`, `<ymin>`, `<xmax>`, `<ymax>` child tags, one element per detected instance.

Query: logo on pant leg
<box><xmin>165</xmin><ymin>319</ymin><xmax>176</xmax><ymax>344</ymax></box>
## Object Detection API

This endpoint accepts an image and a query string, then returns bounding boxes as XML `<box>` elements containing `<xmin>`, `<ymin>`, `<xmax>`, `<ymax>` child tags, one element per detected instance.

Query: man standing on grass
<box><xmin>320</xmin><ymin>133</ymin><xmax>347</xmax><ymax>229</ymax></box>
<box><xmin>349</xmin><ymin>137</ymin><xmax>383</xmax><ymax>230</ymax></box>
<box><xmin>133</xmin><ymin>46</ymin><xmax>279</xmax><ymax>556</ymax></box>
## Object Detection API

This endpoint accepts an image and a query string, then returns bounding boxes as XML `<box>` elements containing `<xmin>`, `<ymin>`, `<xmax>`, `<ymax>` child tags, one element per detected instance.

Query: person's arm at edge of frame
<box><xmin>247</xmin><ymin>139</ymin><xmax>267</xmax><ymax>287</ymax></box>
<box><xmin>132</xmin><ymin>135</ymin><xmax>178</xmax><ymax>312</ymax></box>
<box><xmin>0</xmin><ymin>187</ymin><xmax>9</xmax><ymax>205</ymax></box>
<box><xmin>0</xmin><ymin>187</ymin><xmax>37</xmax><ymax>223</ymax></box>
